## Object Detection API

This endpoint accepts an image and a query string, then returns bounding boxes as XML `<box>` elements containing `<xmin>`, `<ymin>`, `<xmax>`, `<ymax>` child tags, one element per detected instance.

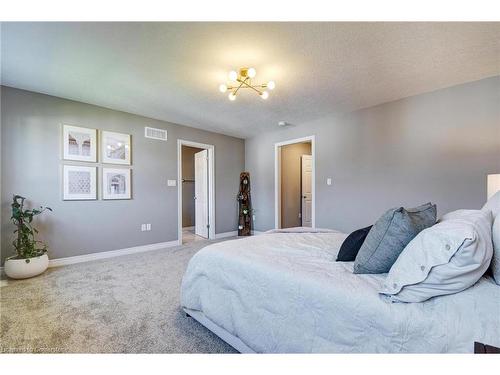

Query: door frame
<box><xmin>274</xmin><ymin>135</ymin><xmax>316</xmax><ymax>229</ymax></box>
<box><xmin>177</xmin><ymin>139</ymin><xmax>215</xmax><ymax>244</ymax></box>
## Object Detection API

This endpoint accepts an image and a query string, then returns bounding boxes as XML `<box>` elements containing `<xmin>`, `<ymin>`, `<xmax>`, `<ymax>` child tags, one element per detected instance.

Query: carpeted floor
<box><xmin>0</xmin><ymin>238</ymin><xmax>237</xmax><ymax>353</ymax></box>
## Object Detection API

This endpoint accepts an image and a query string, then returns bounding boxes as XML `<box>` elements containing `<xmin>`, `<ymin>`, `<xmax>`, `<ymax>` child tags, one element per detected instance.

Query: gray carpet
<box><xmin>0</xmin><ymin>238</ymin><xmax>237</xmax><ymax>353</ymax></box>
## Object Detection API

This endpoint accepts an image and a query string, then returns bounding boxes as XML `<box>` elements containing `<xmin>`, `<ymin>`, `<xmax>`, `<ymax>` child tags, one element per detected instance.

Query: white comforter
<box><xmin>180</xmin><ymin>231</ymin><xmax>500</xmax><ymax>353</ymax></box>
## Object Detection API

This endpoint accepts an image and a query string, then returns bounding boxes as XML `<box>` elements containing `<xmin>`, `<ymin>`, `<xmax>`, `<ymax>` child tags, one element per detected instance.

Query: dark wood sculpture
<box><xmin>237</xmin><ymin>172</ymin><xmax>252</xmax><ymax>236</ymax></box>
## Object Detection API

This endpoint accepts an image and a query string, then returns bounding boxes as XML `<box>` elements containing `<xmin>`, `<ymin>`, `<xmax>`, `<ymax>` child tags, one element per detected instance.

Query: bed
<box><xmin>180</xmin><ymin>229</ymin><xmax>500</xmax><ymax>353</ymax></box>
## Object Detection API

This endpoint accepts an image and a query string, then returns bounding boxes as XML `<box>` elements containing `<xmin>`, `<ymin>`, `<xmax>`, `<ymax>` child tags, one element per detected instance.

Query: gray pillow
<box><xmin>353</xmin><ymin>203</ymin><xmax>437</xmax><ymax>274</ymax></box>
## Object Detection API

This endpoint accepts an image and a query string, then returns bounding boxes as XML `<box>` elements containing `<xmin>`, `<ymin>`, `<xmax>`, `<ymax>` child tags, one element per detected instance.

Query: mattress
<box><xmin>180</xmin><ymin>231</ymin><xmax>500</xmax><ymax>353</ymax></box>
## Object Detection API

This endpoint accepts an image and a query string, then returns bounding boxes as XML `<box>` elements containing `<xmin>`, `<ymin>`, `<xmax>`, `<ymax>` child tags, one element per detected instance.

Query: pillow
<box><xmin>482</xmin><ymin>190</ymin><xmax>500</xmax><ymax>285</ymax></box>
<box><xmin>353</xmin><ymin>203</ymin><xmax>437</xmax><ymax>274</ymax></box>
<box><xmin>482</xmin><ymin>190</ymin><xmax>500</xmax><ymax>218</ymax></box>
<box><xmin>380</xmin><ymin>209</ymin><xmax>493</xmax><ymax>303</ymax></box>
<box><xmin>336</xmin><ymin>226</ymin><xmax>372</xmax><ymax>261</ymax></box>
<box><xmin>490</xmin><ymin>216</ymin><xmax>500</xmax><ymax>285</ymax></box>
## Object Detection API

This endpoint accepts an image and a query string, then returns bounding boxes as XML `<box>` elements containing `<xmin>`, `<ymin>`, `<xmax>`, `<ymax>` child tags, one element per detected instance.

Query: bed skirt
<box><xmin>183</xmin><ymin>308</ymin><xmax>256</xmax><ymax>353</ymax></box>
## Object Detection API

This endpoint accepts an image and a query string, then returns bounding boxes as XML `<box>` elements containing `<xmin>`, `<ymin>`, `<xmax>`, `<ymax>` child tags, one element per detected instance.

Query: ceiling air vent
<box><xmin>144</xmin><ymin>127</ymin><xmax>168</xmax><ymax>141</ymax></box>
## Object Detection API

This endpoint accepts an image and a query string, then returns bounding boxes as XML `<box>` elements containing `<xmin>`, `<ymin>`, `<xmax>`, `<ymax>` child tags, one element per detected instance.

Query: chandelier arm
<box><xmin>239</xmin><ymin>79</ymin><xmax>263</xmax><ymax>95</ymax></box>
<box><xmin>232</xmin><ymin>78</ymin><xmax>247</xmax><ymax>95</ymax></box>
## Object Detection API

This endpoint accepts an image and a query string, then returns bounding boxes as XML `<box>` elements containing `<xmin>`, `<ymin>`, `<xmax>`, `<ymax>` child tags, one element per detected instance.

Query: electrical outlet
<box><xmin>167</xmin><ymin>180</ymin><xmax>177</xmax><ymax>187</ymax></box>
<box><xmin>141</xmin><ymin>224</ymin><xmax>147</xmax><ymax>231</ymax></box>
<box><xmin>146</xmin><ymin>223</ymin><xmax>151</xmax><ymax>231</ymax></box>
<box><xmin>327</xmin><ymin>178</ymin><xmax>332</xmax><ymax>186</ymax></box>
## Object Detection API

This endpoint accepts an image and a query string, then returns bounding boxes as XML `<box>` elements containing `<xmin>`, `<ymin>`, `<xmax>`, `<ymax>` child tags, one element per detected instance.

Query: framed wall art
<box><xmin>102</xmin><ymin>168</ymin><xmax>131</xmax><ymax>200</ymax></box>
<box><xmin>62</xmin><ymin>125</ymin><xmax>97</xmax><ymax>162</ymax></box>
<box><xmin>63</xmin><ymin>165</ymin><xmax>97</xmax><ymax>200</ymax></box>
<box><xmin>101</xmin><ymin>131</ymin><xmax>131</xmax><ymax>165</ymax></box>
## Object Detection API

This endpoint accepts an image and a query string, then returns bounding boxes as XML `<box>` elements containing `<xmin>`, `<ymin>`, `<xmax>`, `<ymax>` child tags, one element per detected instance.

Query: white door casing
<box><xmin>194</xmin><ymin>149</ymin><xmax>209</xmax><ymax>238</ymax></box>
<box><xmin>301</xmin><ymin>154</ymin><xmax>313</xmax><ymax>227</ymax></box>
<box><xmin>274</xmin><ymin>135</ymin><xmax>315</xmax><ymax>229</ymax></box>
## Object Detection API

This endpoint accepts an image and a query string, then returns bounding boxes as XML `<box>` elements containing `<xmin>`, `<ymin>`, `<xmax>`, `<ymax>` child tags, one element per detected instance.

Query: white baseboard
<box><xmin>1</xmin><ymin>231</ymin><xmax>265</xmax><ymax>271</ymax></box>
<box><xmin>182</xmin><ymin>226</ymin><xmax>195</xmax><ymax>230</ymax></box>
<box><xmin>48</xmin><ymin>240</ymin><xmax>180</xmax><ymax>268</ymax></box>
<box><xmin>215</xmin><ymin>230</ymin><xmax>264</xmax><ymax>239</ymax></box>
<box><xmin>215</xmin><ymin>231</ymin><xmax>238</xmax><ymax>239</ymax></box>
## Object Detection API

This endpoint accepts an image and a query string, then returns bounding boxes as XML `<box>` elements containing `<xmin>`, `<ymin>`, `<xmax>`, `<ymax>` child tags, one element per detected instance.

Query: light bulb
<box><xmin>219</xmin><ymin>84</ymin><xmax>227</xmax><ymax>93</ymax></box>
<box><xmin>267</xmin><ymin>80</ymin><xmax>275</xmax><ymax>90</ymax></box>
<box><xmin>260</xmin><ymin>91</ymin><xmax>269</xmax><ymax>100</ymax></box>
<box><xmin>228</xmin><ymin>93</ymin><xmax>236</xmax><ymax>101</ymax></box>
<box><xmin>228</xmin><ymin>70</ymin><xmax>238</xmax><ymax>81</ymax></box>
<box><xmin>248</xmin><ymin>68</ymin><xmax>256</xmax><ymax>78</ymax></box>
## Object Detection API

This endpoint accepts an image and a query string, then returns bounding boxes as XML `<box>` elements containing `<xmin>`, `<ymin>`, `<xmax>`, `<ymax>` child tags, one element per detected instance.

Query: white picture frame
<box><xmin>102</xmin><ymin>168</ymin><xmax>132</xmax><ymax>200</ymax></box>
<box><xmin>63</xmin><ymin>165</ymin><xmax>97</xmax><ymax>200</ymax></box>
<box><xmin>62</xmin><ymin>125</ymin><xmax>97</xmax><ymax>162</ymax></box>
<box><xmin>101</xmin><ymin>131</ymin><xmax>131</xmax><ymax>165</ymax></box>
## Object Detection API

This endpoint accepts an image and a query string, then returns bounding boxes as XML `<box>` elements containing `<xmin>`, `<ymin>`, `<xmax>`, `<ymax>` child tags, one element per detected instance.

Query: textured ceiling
<box><xmin>1</xmin><ymin>22</ymin><xmax>499</xmax><ymax>138</ymax></box>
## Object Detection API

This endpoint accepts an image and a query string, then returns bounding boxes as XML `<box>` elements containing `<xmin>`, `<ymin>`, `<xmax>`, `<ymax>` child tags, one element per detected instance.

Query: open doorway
<box><xmin>275</xmin><ymin>136</ymin><xmax>315</xmax><ymax>229</ymax></box>
<box><xmin>177</xmin><ymin>140</ymin><xmax>215</xmax><ymax>244</ymax></box>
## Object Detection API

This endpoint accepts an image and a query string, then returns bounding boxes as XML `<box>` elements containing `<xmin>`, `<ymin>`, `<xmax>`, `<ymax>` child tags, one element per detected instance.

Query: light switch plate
<box><xmin>167</xmin><ymin>180</ymin><xmax>177</xmax><ymax>187</ymax></box>
<box><xmin>327</xmin><ymin>178</ymin><xmax>332</xmax><ymax>186</ymax></box>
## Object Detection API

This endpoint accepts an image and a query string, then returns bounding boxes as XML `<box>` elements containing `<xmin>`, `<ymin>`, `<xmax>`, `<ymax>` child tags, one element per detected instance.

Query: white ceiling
<box><xmin>1</xmin><ymin>22</ymin><xmax>499</xmax><ymax>138</ymax></box>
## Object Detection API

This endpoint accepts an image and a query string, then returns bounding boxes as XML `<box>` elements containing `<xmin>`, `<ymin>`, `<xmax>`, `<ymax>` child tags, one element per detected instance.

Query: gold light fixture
<box><xmin>219</xmin><ymin>67</ymin><xmax>275</xmax><ymax>101</ymax></box>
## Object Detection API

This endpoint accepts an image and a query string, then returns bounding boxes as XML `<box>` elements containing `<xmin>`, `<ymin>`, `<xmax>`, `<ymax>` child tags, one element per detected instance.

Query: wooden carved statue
<box><xmin>237</xmin><ymin>172</ymin><xmax>252</xmax><ymax>236</ymax></box>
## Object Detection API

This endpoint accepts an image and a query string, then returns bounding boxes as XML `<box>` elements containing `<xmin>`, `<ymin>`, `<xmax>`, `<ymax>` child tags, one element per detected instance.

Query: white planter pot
<box><xmin>4</xmin><ymin>254</ymin><xmax>49</xmax><ymax>279</ymax></box>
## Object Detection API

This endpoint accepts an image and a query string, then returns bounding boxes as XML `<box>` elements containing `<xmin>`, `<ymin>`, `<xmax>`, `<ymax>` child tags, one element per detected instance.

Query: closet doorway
<box><xmin>274</xmin><ymin>136</ymin><xmax>315</xmax><ymax>229</ymax></box>
<box><xmin>177</xmin><ymin>140</ymin><xmax>215</xmax><ymax>244</ymax></box>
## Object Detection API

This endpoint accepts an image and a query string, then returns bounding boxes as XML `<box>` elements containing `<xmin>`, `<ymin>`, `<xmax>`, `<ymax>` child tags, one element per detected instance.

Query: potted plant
<box><xmin>4</xmin><ymin>195</ymin><xmax>52</xmax><ymax>279</ymax></box>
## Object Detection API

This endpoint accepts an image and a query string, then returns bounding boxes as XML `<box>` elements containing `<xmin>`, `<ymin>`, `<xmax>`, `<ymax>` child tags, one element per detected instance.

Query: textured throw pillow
<box><xmin>482</xmin><ymin>190</ymin><xmax>500</xmax><ymax>285</ymax></box>
<box><xmin>353</xmin><ymin>203</ymin><xmax>437</xmax><ymax>274</ymax></box>
<box><xmin>336</xmin><ymin>226</ymin><xmax>372</xmax><ymax>261</ymax></box>
<box><xmin>380</xmin><ymin>209</ymin><xmax>493</xmax><ymax>303</ymax></box>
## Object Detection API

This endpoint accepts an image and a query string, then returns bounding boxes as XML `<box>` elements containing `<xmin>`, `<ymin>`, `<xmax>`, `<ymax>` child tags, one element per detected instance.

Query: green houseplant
<box><xmin>5</xmin><ymin>195</ymin><xmax>52</xmax><ymax>279</ymax></box>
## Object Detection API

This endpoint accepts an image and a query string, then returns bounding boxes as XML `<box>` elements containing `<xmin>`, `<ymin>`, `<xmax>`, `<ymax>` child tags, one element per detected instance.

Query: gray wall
<box><xmin>280</xmin><ymin>142</ymin><xmax>311</xmax><ymax>228</ymax></box>
<box><xmin>1</xmin><ymin>86</ymin><xmax>245</xmax><ymax>263</ymax></box>
<box><xmin>246</xmin><ymin>76</ymin><xmax>500</xmax><ymax>232</ymax></box>
<box><xmin>181</xmin><ymin>146</ymin><xmax>202</xmax><ymax>227</ymax></box>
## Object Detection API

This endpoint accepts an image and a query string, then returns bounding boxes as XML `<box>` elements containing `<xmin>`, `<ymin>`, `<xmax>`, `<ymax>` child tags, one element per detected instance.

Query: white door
<box><xmin>301</xmin><ymin>155</ymin><xmax>312</xmax><ymax>227</ymax></box>
<box><xmin>195</xmin><ymin>149</ymin><xmax>209</xmax><ymax>238</ymax></box>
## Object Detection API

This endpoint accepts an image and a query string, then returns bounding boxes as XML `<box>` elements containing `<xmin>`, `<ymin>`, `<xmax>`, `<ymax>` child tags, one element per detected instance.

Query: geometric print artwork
<box><xmin>68</xmin><ymin>171</ymin><xmax>91</xmax><ymax>194</ymax></box>
<box><xmin>63</xmin><ymin>165</ymin><xmax>96</xmax><ymax>200</ymax></box>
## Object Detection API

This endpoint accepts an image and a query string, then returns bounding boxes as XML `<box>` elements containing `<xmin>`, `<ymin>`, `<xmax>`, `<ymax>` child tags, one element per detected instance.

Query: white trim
<box><xmin>48</xmin><ymin>240</ymin><xmax>179</xmax><ymax>267</ymax></box>
<box><xmin>215</xmin><ymin>231</ymin><xmax>238</xmax><ymax>239</ymax></box>
<box><xmin>184</xmin><ymin>308</ymin><xmax>256</xmax><ymax>353</ymax></box>
<box><xmin>178</xmin><ymin>139</ymin><xmax>216</xmax><ymax>244</ymax></box>
<box><xmin>274</xmin><ymin>135</ymin><xmax>316</xmax><ymax>229</ymax></box>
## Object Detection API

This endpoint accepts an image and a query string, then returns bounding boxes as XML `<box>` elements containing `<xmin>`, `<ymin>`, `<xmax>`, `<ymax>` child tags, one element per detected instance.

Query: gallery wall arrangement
<box><xmin>61</xmin><ymin>124</ymin><xmax>132</xmax><ymax>201</ymax></box>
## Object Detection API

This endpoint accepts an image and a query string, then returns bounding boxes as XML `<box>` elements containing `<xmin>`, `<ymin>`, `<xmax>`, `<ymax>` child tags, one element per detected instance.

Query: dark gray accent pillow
<box><xmin>353</xmin><ymin>203</ymin><xmax>437</xmax><ymax>274</ymax></box>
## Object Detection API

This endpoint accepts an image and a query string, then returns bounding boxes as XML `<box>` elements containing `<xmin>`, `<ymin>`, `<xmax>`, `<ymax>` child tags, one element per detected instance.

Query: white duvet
<box><xmin>180</xmin><ymin>231</ymin><xmax>500</xmax><ymax>353</ymax></box>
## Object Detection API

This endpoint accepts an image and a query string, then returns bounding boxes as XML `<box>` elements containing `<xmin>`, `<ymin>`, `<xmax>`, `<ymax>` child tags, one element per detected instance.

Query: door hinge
<box><xmin>206</xmin><ymin>224</ymin><xmax>210</xmax><ymax>229</ymax></box>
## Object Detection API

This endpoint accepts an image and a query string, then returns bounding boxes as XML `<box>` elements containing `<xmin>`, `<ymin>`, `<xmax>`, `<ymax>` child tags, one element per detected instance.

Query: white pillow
<box><xmin>490</xmin><ymin>217</ymin><xmax>500</xmax><ymax>285</ymax></box>
<box><xmin>483</xmin><ymin>190</ymin><xmax>500</xmax><ymax>218</ymax></box>
<box><xmin>380</xmin><ymin>209</ymin><xmax>493</xmax><ymax>303</ymax></box>
<box><xmin>482</xmin><ymin>190</ymin><xmax>500</xmax><ymax>285</ymax></box>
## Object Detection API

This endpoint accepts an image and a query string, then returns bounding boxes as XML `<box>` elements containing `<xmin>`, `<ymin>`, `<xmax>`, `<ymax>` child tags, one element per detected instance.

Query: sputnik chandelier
<box><xmin>219</xmin><ymin>67</ymin><xmax>275</xmax><ymax>101</ymax></box>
